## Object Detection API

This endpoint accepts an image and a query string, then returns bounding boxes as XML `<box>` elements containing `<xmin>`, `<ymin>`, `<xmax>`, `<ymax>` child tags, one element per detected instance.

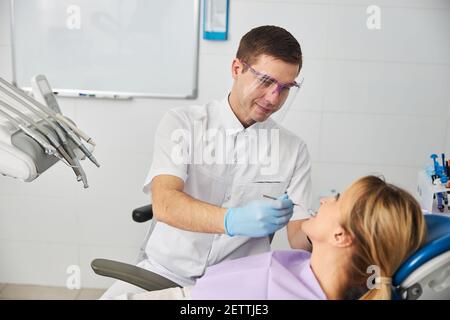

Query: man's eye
<box><xmin>258</xmin><ymin>76</ymin><xmax>274</xmax><ymax>87</ymax></box>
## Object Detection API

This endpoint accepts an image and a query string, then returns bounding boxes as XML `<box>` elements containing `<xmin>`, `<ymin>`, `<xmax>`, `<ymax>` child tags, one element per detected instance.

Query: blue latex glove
<box><xmin>224</xmin><ymin>194</ymin><xmax>294</xmax><ymax>237</ymax></box>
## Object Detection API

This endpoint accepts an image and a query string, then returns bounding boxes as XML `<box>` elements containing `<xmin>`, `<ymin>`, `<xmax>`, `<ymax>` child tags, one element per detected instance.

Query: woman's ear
<box><xmin>332</xmin><ymin>227</ymin><xmax>353</xmax><ymax>248</ymax></box>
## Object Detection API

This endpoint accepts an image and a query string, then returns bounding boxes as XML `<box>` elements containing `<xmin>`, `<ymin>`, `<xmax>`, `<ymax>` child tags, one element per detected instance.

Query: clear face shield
<box><xmin>241</xmin><ymin>61</ymin><xmax>304</xmax><ymax>124</ymax></box>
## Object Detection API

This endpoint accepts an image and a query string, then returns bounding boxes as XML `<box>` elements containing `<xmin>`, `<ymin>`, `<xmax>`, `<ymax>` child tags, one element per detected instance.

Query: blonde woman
<box><xmin>117</xmin><ymin>175</ymin><xmax>427</xmax><ymax>300</ymax></box>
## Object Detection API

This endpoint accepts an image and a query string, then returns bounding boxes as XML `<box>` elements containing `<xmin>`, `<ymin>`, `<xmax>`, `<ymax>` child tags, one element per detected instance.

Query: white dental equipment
<box><xmin>0</xmin><ymin>81</ymin><xmax>86</xmax><ymax>185</ymax></box>
<box><xmin>31</xmin><ymin>75</ymin><xmax>96</xmax><ymax>147</ymax></box>
<box><xmin>0</xmin><ymin>105</ymin><xmax>60</xmax><ymax>158</ymax></box>
<box><xmin>1</xmin><ymin>77</ymin><xmax>99</xmax><ymax>167</ymax></box>
<box><xmin>30</xmin><ymin>74</ymin><xmax>61</xmax><ymax>113</ymax></box>
<box><xmin>0</xmin><ymin>76</ymin><xmax>97</xmax><ymax>187</ymax></box>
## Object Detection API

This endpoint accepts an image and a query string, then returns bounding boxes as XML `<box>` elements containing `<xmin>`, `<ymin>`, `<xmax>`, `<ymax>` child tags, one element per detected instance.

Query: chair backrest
<box><xmin>393</xmin><ymin>214</ymin><xmax>450</xmax><ymax>286</ymax></box>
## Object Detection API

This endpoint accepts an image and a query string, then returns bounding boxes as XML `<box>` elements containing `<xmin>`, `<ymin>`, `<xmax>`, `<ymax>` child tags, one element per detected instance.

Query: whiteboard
<box><xmin>11</xmin><ymin>0</ymin><xmax>200</xmax><ymax>98</ymax></box>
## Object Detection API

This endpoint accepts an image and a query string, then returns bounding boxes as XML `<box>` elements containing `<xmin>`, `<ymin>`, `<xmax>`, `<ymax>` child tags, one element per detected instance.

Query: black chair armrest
<box><xmin>91</xmin><ymin>258</ymin><xmax>180</xmax><ymax>292</ymax></box>
<box><xmin>132</xmin><ymin>204</ymin><xmax>153</xmax><ymax>223</ymax></box>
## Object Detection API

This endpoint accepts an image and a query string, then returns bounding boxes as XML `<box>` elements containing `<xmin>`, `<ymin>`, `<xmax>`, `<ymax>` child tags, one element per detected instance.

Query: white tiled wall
<box><xmin>319</xmin><ymin>113</ymin><xmax>446</xmax><ymax>166</ymax></box>
<box><xmin>0</xmin><ymin>0</ymin><xmax>449</xmax><ymax>288</ymax></box>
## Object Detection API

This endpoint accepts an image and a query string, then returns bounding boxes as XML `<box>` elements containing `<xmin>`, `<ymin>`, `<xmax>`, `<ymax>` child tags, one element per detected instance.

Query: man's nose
<box><xmin>263</xmin><ymin>85</ymin><xmax>281</xmax><ymax>105</ymax></box>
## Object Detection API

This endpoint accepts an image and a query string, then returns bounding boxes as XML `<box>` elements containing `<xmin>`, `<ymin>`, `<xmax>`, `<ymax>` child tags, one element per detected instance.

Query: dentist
<box><xmin>102</xmin><ymin>25</ymin><xmax>312</xmax><ymax>299</ymax></box>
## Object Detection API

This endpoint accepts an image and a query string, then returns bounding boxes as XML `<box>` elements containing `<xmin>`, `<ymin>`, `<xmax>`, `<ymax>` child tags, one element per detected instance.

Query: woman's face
<box><xmin>302</xmin><ymin>188</ymin><xmax>353</xmax><ymax>246</ymax></box>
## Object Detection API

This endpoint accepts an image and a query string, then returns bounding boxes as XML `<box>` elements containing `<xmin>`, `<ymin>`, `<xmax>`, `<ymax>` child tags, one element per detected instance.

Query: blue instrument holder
<box><xmin>203</xmin><ymin>0</ymin><xmax>229</xmax><ymax>40</ymax></box>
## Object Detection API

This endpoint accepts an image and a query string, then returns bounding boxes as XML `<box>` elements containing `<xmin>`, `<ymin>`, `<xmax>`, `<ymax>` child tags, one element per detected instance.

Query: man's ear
<box><xmin>332</xmin><ymin>227</ymin><xmax>353</xmax><ymax>248</ymax></box>
<box><xmin>231</xmin><ymin>58</ymin><xmax>242</xmax><ymax>80</ymax></box>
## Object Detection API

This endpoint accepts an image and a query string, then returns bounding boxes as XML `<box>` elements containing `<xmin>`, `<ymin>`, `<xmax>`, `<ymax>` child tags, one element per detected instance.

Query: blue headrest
<box><xmin>393</xmin><ymin>214</ymin><xmax>450</xmax><ymax>286</ymax></box>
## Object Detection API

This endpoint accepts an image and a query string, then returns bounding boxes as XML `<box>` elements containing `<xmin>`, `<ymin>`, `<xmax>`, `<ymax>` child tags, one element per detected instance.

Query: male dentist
<box><xmin>102</xmin><ymin>25</ymin><xmax>312</xmax><ymax>299</ymax></box>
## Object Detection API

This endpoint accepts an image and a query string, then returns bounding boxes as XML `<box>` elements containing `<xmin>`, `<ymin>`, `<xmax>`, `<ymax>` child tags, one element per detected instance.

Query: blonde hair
<box><xmin>339</xmin><ymin>176</ymin><xmax>427</xmax><ymax>300</ymax></box>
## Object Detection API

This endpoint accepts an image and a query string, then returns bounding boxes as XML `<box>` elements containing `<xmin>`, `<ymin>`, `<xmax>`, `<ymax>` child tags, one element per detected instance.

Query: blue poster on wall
<box><xmin>203</xmin><ymin>0</ymin><xmax>229</xmax><ymax>40</ymax></box>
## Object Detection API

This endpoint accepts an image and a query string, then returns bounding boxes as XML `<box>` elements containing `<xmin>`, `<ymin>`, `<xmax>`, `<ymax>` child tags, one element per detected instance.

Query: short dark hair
<box><xmin>236</xmin><ymin>25</ymin><xmax>302</xmax><ymax>71</ymax></box>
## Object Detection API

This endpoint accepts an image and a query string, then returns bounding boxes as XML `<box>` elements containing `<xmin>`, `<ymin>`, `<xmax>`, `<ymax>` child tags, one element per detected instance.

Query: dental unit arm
<box><xmin>0</xmin><ymin>76</ymin><xmax>98</xmax><ymax>187</ymax></box>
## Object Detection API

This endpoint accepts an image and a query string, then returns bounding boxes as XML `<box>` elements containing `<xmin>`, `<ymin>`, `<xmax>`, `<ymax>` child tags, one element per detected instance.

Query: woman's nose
<box><xmin>320</xmin><ymin>196</ymin><xmax>334</xmax><ymax>205</ymax></box>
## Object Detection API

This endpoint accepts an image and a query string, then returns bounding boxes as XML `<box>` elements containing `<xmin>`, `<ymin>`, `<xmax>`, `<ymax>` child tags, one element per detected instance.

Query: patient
<box><xmin>117</xmin><ymin>175</ymin><xmax>427</xmax><ymax>300</ymax></box>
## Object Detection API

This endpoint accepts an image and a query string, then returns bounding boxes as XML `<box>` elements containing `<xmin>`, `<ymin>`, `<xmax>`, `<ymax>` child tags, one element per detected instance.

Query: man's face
<box><xmin>232</xmin><ymin>55</ymin><xmax>300</xmax><ymax>125</ymax></box>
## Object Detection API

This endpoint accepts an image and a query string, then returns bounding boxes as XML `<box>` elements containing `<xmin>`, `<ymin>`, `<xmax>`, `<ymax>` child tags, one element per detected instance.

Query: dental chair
<box><xmin>92</xmin><ymin>204</ymin><xmax>182</xmax><ymax>291</ymax></box>
<box><xmin>91</xmin><ymin>204</ymin><xmax>276</xmax><ymax>291</ymax></box>
<box><xmin>393</xmin><ymin>213</ymin><xmax>450</xmax><ymax>299</ymax></box>
<box><xmin>91</xmin><ymin>208</ymin><xmax>450</xmax><ymax>299</ymax></box>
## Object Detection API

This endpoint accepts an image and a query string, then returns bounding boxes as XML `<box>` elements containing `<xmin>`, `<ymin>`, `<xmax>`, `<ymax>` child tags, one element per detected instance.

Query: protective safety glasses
<box><xmin>241</xmin><ymin>60</ymin><xmax>304</xmax><ymax>123</ymax></box>
<box><xmin>242</xmin><ymin>61</ymin><xmax>301</xmax><ymax>95</ymax></box>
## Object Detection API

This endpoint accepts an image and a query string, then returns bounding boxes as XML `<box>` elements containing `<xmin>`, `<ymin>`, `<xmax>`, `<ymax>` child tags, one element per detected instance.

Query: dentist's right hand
<box><xmin>224</xmin><ymin>194</ymin><xmax>294</xmax><ymax>237</ymax></box>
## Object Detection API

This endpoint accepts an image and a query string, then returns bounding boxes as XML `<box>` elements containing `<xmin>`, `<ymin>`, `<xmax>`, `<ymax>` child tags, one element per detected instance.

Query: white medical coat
<box><xmin>142</xmin><ymin>96</ymin><xmax>312</xmax><ymax>286</ymax></box>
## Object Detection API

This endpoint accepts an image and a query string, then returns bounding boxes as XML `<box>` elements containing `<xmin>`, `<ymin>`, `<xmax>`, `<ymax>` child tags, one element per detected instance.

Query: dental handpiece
<box><xmin>0</xmin><ymin>85</ymin><xmax>92</xmax><ymax>187</ymax></box>
<box><xmin>50</xmin><ymin>124</ymin><xmax>89</xmax><ymax>187</ymax></box>
<box><xmin>262</xmin><ymin>194</ymin><xmax>317</xmax><ymax>216</ymax></box>
<box><xmin>32</xmin><ymin>109</ymin><xmax>99</xmax><ymax>169</ymax></box>
<box><xmin>51</xmin><ymin>120</ymin><xmax>89</xmax><ymax>187</ymax></box>
<box><xmin>0</xmin><ymin>78</ymin><xmax>99</xmax><ymax>167</ymax></box>
<box><xmin>64</xmin><ymin>143</ymin><xmax>89</xmax><ymax>188</ymax></box>
<box><xmin>55</xmin><ymin>113</ymin><xmax>96</xmax><ymax>147</ymax></box>
<box><xmin>1</xmin><ymin>77</ymin><xmax>95</xmax><ymax>146</ymax></box>
<box><xmin>31</xmin><ymin>75</ymin><xmax>95</xmax><ymax>146</ymax></box>
<box><xmin>0</xmin><ymin>92</ymin><xmax>81</xmax><ymax>176</ymax></box>
<box><xmin>0</xmin><ymin>88</ymin><xmax>89</xmax><ymax>186</ymax></box>
<box><xmin>46</xmin><ymin>115</ymin><xmax>99</xmax><ymax>168</ymax></box>
<box><xmin>0</xmin><ymin>82</ymin><xmax>74</xmax><ymax>148</ymax></box>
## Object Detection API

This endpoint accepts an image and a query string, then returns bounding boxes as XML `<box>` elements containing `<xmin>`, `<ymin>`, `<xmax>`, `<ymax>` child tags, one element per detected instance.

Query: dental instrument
<box><xmin>431</xmin><ymin>154</ymin><xmax>441</xmax><ymax>177</ymax></box>
<box><xmin>31</xmin><ymin>75</ymin><xmax>96</xmax><ymax>147</ymax></box>
<box><xmin>0</xmin><ymin>77</ymin><xmax>99</xmax><ymax>168</ymax></box>
<box><xmin>262</xmin><ymin>194</ymin><xmax>317</xmax><ymax>216</ymax></box>
<box><xmin>0</xmin><ymin>89</ymin><xmax>83</xmax><ymax>181</ymax></box>
<box><xmin>0</xmin><ymin>84</ymin><xmax>89</xmax><ymax>187</ymax></box>
<box><xmin>0</xmin><ymin>77</ymin><xmax>97</xmax><ymax>187</ymax></box>
<box><xmin>30</xmin><ymin>74</ymin><xmax>61</xmax><ymax>113</ymax></box>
